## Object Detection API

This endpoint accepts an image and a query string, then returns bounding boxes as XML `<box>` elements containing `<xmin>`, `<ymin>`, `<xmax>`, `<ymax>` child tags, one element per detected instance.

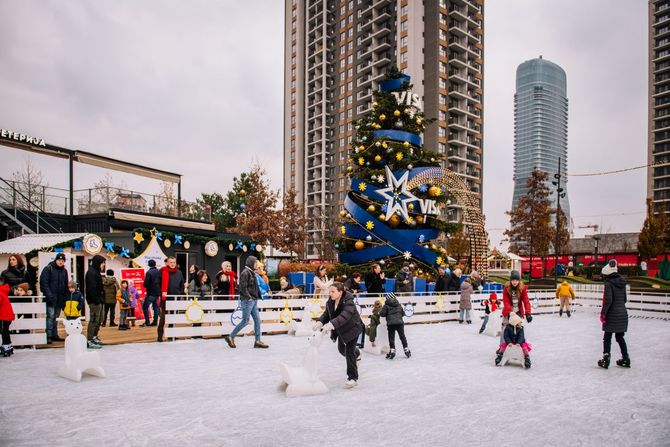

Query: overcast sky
<box><xmin>0</xmin><ymin>0</ymin><xmax>648</xmax><ymax>248</ymax></box>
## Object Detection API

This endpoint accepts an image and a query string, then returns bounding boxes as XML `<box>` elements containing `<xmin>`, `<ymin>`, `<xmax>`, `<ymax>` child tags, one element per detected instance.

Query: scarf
<box><xmin>161</xmin><ymin>266</ymin><xmax>178</xmax><ymax>295</ymax></box>
<box><xmin>223</xmin><ymin>271</ymin><xmax>237</xmax><ymax>296</ymax></box>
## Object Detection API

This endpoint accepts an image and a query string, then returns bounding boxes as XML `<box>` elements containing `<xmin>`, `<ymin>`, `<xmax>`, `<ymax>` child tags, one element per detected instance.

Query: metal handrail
<box><xmin>0</xmin><ymin>177</ymin><xmax>62</xmax><ymax>234</ymax></box>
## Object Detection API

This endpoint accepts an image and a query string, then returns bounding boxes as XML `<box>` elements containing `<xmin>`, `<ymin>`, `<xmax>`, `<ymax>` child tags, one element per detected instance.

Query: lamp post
<box><xmin>526</xmin><ymin>226</ymin><xmax>532</xmax><ymax>285</ymax></box>
<box><xmin>594</xmin><ymin>234</ymin><xmax>601</xmax><ymax>267</ymax></box>
<box><xmin>551</xmin><ymin>157</ymin><xmax>566</xmax><ymax>288</ymax></box>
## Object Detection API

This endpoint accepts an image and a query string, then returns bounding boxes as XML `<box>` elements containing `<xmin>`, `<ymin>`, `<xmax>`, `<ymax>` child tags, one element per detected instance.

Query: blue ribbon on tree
<box><xmin>373</xmin><ymin>130</ymin><xmax>422</xmax><ymax>147</ymax></box>
<box><xmin>379</xmin><ymin>75</ymin><xmax>410</xmax><ymax>92</ymax></box>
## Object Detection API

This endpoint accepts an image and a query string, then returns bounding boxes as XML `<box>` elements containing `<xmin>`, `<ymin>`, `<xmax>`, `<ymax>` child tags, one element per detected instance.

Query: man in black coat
<box><xmin>142</xmin><ymin>259</ymin><xmax>161</xmax><ymax>327</ymax></box>
<box><xmin>364</xmin><ymin>264</ymin><xmax>386</xmax><ymax>295</ymax></box>
<box><xmin>395</xmin><ymin>263</ymin><xmax>413</xmax><ymax>293</ymax></box>
<box><xmin>446</xmin><ymin>268</ymin><xmax>462</xmax><ymax>292</ymax></box>
<box><xmin>84</xmin><ymin>254</ymin><xmax>106</xmax><ymax>347</ymax></box>
<box><xmin>224</xmin><ymin>256</ymin><xmax>269</xmax><ymax>349</ymax></box>
<box><xmin>598</xmin><ymin>260</ymin><xmax>631</xmax><ymax>368</ymax></box>
<box><xmin>434</xmin><ymin>266</ymin><xmax>448</xmax><ymax>292</ymax></box>
<box><xmin>39</xmin><ymin>253</ymin><xmax>69</xmax><ymax>343</ymax></box>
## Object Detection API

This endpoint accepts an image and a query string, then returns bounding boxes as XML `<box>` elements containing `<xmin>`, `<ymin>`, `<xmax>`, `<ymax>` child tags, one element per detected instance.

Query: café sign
<box><xmin>1</xmin><ymin>128</ymin><xmax>46</xmax><ymax>147</ymax></box>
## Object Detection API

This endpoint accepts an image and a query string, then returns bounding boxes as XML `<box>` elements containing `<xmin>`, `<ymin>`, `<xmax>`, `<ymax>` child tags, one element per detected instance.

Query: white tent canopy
<box><xmin>0</xmin><ymin>233</ymin><xmax>86</xmax><ymax>255</ymax></box>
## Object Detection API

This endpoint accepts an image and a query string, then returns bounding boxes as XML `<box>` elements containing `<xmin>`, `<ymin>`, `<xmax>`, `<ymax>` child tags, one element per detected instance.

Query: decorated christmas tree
<box><xmin>337</xmin><ymin>68</ymin><xmax>471</xmax><ymax>275</ymax></box>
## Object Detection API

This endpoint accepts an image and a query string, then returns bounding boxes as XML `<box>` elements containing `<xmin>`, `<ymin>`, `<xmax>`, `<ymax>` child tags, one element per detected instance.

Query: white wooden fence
<box><xmin>8</xmin><ymin>296</ymin><xmax>47</xmax><ymax>348</ymax></box>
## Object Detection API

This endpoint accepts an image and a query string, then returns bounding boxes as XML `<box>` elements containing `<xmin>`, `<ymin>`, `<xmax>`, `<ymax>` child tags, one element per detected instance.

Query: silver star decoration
<box><xmin>375</xmin><ymin>166</ymin><xmax>418</xmax><ymax>223</ymax></box>
<box><xmin>403</xmin><ymin>251</ymin><xmax>412</xmax><ymax>260</ymax></box>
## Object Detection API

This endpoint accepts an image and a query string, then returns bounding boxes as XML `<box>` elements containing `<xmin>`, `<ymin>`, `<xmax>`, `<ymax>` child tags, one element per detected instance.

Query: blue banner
<box><xmin>373</xmin><ymin>130</ymin><xmax>422</xmax><ymax>147</ymax></box>
<box><xmin>379</xmin><ymin>75</ymin><xmax>411</xmax><ymax>92</ymax></box>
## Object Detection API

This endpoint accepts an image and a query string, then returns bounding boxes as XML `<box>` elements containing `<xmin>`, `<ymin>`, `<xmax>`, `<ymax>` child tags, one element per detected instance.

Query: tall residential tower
<box><xmin>512</xmin><ymin>56</ymin><xmax>570</xmax><ymax>223</ymax></box>
<box><xmin>284</xmin><ymin>0</ymin><xmax>485</xmax><ymax>258</ymax></box>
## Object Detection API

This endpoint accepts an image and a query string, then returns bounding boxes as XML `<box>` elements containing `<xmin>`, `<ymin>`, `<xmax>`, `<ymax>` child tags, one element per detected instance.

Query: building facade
<box><xmin>512</xmin><ymin>56</ymin><xmax>570</xmax><ymax>222</ymax></box>
<box><xmin>284</xmin><ymin>0</ymin><xmax>485</xmax><ymax>258</ymax></box>
<box><xmin>649</xmin><ymin>0</ymin><xmax>670</xmax><ymax>210</ymax></box>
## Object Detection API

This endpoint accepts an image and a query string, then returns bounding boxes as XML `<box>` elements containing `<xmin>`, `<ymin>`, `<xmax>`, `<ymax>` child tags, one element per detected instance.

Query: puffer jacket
<box><xmin>103</xmin><ymin>276</ymin><xmax>119</xmax><ymax>304</ymax></box>
<box><xmin>601</xmin><ymin>273</ymin><xmax>628</xmax><ymax>333</ymax></box>
<box><xmin>85</xmin><ymin>255</ymin><xmax>105</xmax><ymax>305</ymax></box>
<box><xmin>39</xmin><ymin>261</ymin><xmax>69</xmax><ymax>308</ymax></box>
<box><xmin>556</xmin><ymin>282</ymin><xmax>575</xmax><ymax>299</ymax></box>
<box><xmin>238</xmin><ymin>256</ymin><xmax>261</xmax><ymax>300</ymax></box>
<box><xmin>0</xmin><ymin>283</ymin><xmax>15</xmax><ymax>321</ymax></box>
<box><xmin>380</xmin><ymin>294</ymin><xmax>405</xmax><ymax>326</ymax></box>
<box><xmin>318</xmin><ymin>291</ymin><xmax>363</xmax><ymax>343</ymax></box>
<box><xmin>459</xmin><ymin>279</ymin><xmax>474</xmax><ymax>310</ymax></box>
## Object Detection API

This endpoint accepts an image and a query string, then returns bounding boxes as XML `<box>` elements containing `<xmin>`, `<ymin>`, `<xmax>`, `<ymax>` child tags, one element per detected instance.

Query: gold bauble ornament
<box><xmin>347</xmin><ymin>166</ymin><xmax>353</xmax><ymax>172</ymax></box>
<box><xmin>372</xmin><ymin>101</ymin><xmax>378</xmax><ymax>108</ymax></box>
<box><xmin>379</xmin><ymin>114</ymin><xmax>386</xmax><ymax>121</ymax></box>
<box><xmin>393</xmin><ymin>110</ymin><xmax>401</xmax><ymax>117</ymax></box>
<box><xmin>355</xmin><ymin>241</ymin><xmax>365</xmax><ymax>250</ymax></box>
<box><xmin>389</xmin><ymin>214</ymin><xmax>401</xmax><ymax>227</ymax></box>
<box><xmin>431</xmin><ymin>244</ymin><xmax>437</xmax><ymax>250</ymax></box>
<box><xmin>367</xmin><ymin>204</ymin><xmax>376</xmax><ymax>213</ymax></box>
<box><xmin>339</xmin><ymin>210</ymin><xmax>347</xmax><ymax>217</ymax></box>
<box><xmin>428</xmin><ymin>186</ymin><xmax>441</xmax><ymax>197</ymax></box>
<box><xmin>240</xmin><ymin>189</ymin><xmax>246</xmax><ymax>196</ymax></box>
<box><xmin>416</xmin><ymin>215</ymin><xmax>424</xmax><ymax>224</ymax></box>
<box><xmin>358</xmin><ymin>145</ymin><xmax>365</xmax><ymax>152</ymax></box>
<box><xmin>408</xmin><ymin>203</ymin><xmax>414</xmax><ymax>211</ymax></box>
<box><xmin>374</xmin><ymin>155</ymin><xmax>382</xmax><ymax>162</ymax></box>
<box><xmin>379</xmin><ymin>213</ymin><xmax>386</xmax><ymax>220</ymax></box>
<box><xmin>416</xmin><ymin>118</ymin><xmax>422</xmax><ymax>125</ymax></box>
<box><xmin>403</xmin><ymin>141</ymin><xmax>410</xmax><ymax>148</ymax></box>
<box><xmin>404</xmin><ymin>108</ymin><xmax>411</xmax><ymax>114</ymax></box>
<box><xmin>382</xmin><ymin>142</ymin><xmax>388</xmax><ymax>149</ymax></box>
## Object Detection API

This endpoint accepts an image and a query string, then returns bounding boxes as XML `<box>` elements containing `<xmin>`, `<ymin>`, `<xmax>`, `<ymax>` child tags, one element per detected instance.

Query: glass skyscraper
<box><xmin>512</xmin><ymin>56</ymin><xmax>570</xmax><ymax>223</ymax></box>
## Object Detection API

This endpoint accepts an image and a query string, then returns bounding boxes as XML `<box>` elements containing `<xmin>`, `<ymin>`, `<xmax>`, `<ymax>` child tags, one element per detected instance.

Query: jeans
<box><xmin>157</xmin><ymin>299</ymin><xmax>167</xmax><ymax>342</ymax></box>
<box><xmin>143</xmin><ymin>296</ymin><xmax>159</xmax><ymax>324</ymax></box>
<box><xmin>387</xmin><ymin>324</ymin><xmax>408</xmax><ymax>350</ymax></box>
<box><xmin>87</xmin><ymin>304</ymin><xmax>103</xmax><ymax>341</ymax></box>
<box><xmin>229</xmin><ymin>299</ymin><xmax>262</xmax><ymax>341</ymax></box>
<box><xmin>0</xmin><ymin>320</ymin><xmax>11</xmax><ymax>345</ymax></box>
<box><xmin>103</xmin><ymin>302</ymin><xmax>116</xmax><ymax>325</ymax></box>
<box><xmin>337</xmin><ymin>336</ymin><xmax>360</xmax><ymax>381</ymax></box>
<box><xmin>46</xmin><ymin>305</ymin><xmax>60</xmax><ymax>338</ymax></box>
<box><xmin>603</xmin><ymin>332</ymin><xmax>628</xmax><ymax>357</ymax></box>
<box><xmin>459</xmin><ymin>309</ymin><xmax>471</xmax><ymax>322</ymax></box>
<box><xmin>119</xmin><ymin>309</ymin><xmax>128</xmax><ymax>327</ymax></box>
<box><xmin>479</xmin><ymin>315</ymin><xmax>489</xmax><ymax>332</ymax></box>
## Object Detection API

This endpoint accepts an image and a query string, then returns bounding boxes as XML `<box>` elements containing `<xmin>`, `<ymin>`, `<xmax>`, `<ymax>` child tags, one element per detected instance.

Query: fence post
<box><xmin>88</xmin><ymin>188</ymin><xmax>92</xmax><ymax>214</ymax></box>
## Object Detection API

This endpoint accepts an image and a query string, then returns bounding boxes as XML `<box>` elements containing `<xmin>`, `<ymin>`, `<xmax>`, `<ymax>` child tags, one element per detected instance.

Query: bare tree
<box><xmin>10</xmin><ymin>157</ymin><xmax>48</xmax><ymax>211</ymax></box>
<box><xmin>155</xmin><ymin>181</ymin><xmax>177</xmax><ymax>216</ymax></box>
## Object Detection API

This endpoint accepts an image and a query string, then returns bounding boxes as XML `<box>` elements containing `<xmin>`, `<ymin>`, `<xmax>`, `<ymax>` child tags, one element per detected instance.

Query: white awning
<box><xmin>0</xmin><ymin>233</ymin><xmax>87</xmax><ymax>254</ymax></box>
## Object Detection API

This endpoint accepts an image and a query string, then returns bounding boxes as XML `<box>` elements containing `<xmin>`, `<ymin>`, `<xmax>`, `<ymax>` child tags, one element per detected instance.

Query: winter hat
<box><xmin>148</xmin><ymin>259</ymin><xmax>156</xmax><ymax>267</ymax></box>
<box><xmin>601</xmin><ymin>259</ymin><xmax>618</xmax><ymax>276</ymax></box>
<box><xmin>509</xmin><ymin>312</ymin><xmax>523</xmax><ymax>327</ymax></box>
<box><xmin>106</xmin><ymin>269</ymin><xmax>114</xmax><ymax>276</ymax></box>
<box><xmin>54</xmin><ymin>253</ymin><xmax>66</xmax><ymax>261</ymax></box>
<box><xmin>384</xmin><ymin>292</ymin><xmax>397</xmax><ymax>302</ymax></box>
<box><xmin>510</xmin><ymin>270</ymin><xmax>521</xmax><ymax>281</ymax></box>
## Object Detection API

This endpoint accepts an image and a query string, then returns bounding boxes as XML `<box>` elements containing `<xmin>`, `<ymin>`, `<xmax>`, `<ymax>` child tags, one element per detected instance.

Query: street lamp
<box><xmin>593</xmin><ymin>234</ymin><xmax>601</xmax><ymax>267</ymax></box>
<box><xmin>526</xmin><ymin>226</ymin><xmax>532</xmax><ymax>285</ymax></box>
<box><xmin>551</xmin><ymin>157</ymin><xmax>566</xmax><ymax>288</ymax></box>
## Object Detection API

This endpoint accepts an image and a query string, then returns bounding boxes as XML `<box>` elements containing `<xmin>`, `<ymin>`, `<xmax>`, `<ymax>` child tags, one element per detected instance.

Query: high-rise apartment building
<box><xmin>284</xmin><ymin>0</ymin><xmax>485</xmax><ymax>258</ymax></box>
<box><xmin>512</xmin><ymin>56</ymin><xmax>570</xmax><ymax>223</ymax></box>
<box><xmin>649</xmin><ymin>0</ymin><xmax>670</xmax><ymax>209</ymax></box>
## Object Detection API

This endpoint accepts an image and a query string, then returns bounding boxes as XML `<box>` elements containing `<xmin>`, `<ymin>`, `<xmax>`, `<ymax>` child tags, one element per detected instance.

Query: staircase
<box><xmin>0</xmin><ymin>178</ymin><xmax>64</xmax><ymax>238</ymax></box>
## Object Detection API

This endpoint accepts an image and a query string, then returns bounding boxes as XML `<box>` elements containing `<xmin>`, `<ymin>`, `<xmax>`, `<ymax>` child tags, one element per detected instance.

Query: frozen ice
<box><xmin>1</xmin><ymin>312</ymin><xmax>669</xmax><ymax>446</ymax></box>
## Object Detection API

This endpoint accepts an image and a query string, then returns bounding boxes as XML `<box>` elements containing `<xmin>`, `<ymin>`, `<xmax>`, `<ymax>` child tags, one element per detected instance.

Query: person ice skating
<box><xmin>215</xmin><ymin>261</ymin><xmax>237</xmax><ymax>298</ymax></box>
<box><xmin>364</xmin><ymin>264</ymin><xmax>386</xmax><ymax>295</ymax></box>
<box><xmin>64</xmin><ymin>281</ymin><xmax>84</xmax><ymax>320</ymax></box>
<box><xmin>366</xmin><ymin>300</ymin><xmax>382</xmax><ymax>347</ymax></box>
<box><xmin>479</xmin><ymin>292</ymin><xmax>499</xmax><ymax>334</ymax></box>
<box><xmin>224</xmin><ymin>256</ymin><xmax>269</xmax><ymax>349</ymax></box>
<box><xmin>313</xmin><ymin>265</ymin><xmax>331</xmax><ymax>298</ymax></box>
<box><xmin>142</xmin><ymin>260</ymin><xmax>161</xmax><ymax>327</ymax></box>
<box><xmin>495</xmin><ymin>312</ymin><xmax>532</xmax><ymax>368</ymax></box>
<box><xmin>116</xmin><ymin>280</ymin><xmax>132</xmax><ymax>331</ymax></box>
<box><xmin>0</xmin><ymin>278</ymin><xmax>15</xmax><ymax>357</ymax></box>
<box><xmin>501</xmin><ymin>270</ymin><xmax>532</xmax><ymax>342</ymax></box>
<box><xmin>157</xmin><ymin>256</ymin><xmax>185</xmax><ymax>342</ymax></box>
<box><xmin>556</xmin><ymin>280</ymin><xmax>575</xmax><ymax>317</ymax></box>
<box><xmin>459</xmin><ymin>270</ymin><xmax>480</xmax><ymax>324</ymax></box>
<box><xmin>102</xmin><ymin>269</ymin><xmax>119</xmax><ymax>327</ymax></box>
<box><xmin>40</xmin><ymin>252</ymin><xmax>69</xmax><ymax>343</ymax></box>
<box><xmin>395</xmin><ymin>263</ymin><xmax>414</xmax><ymax>294</ymax></box>
<box><xmin>85</xmin><ymin>255</ymin><xmax>106</xmax><ymax>349</ymax></box>
<box><xmin>598</xmin><ymin>260</ymin><xmax>631</xmax><ymax>369</ymax></box>
<box><xmin>2</xmin><ymin>254</ymin><xmax>32</xmax><ymax>293</ymax></box>
<box><xmin>313</xmin><ymin>282</ymin><xmax>364</xmax><ymax>388</ymax></box>
<box><xmin>380</xmin><ymin>292</ymin><xmax>410</xmax><ymax>359</ymax></box>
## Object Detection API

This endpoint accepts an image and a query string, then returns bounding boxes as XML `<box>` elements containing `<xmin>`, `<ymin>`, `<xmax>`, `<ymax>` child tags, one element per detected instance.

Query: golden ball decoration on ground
<box><xmin>393</xmin><ymin>110</ymin><xmax>401</xmax><ymax>117</ymax></box>
<box><xmin>389</xmin><ymin>214</ymin><xmax>401</xmax><ymax>227</ymax></box>
<box><xmin>355</xmin><ymin>240</ymin><xmax>365</xmax><ymax>250</ymax></box>
<box><xmin>367</xmin><ymin>204</ymin><xmax>376</xmax><ymax>213</ymax></box>
<box><xmin>379</xmin><ymin>114</ymin><xmax>386</xmax><ymax>121</ymax></box>
<box><xmin>374</xmin><ymin>155</ymin><xmax>382</xmax><ymax>162</ymax></box>
<box><xmin>428</xmin><ymin>186</ymin><xmax>441</xmax><ymax>197</ymax></box>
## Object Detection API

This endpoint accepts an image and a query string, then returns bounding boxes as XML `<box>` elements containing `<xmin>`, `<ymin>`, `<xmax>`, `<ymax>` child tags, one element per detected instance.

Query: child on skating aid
<box><xmin>0</xmin><ymin>277</ymin><xmax>15</xmax><ymax>357</ymax></box>
<box><xmin>479</xmin><ymin>292</ymin><xmax>499</xmax><ymax>334</ymax></box>
<box><xmin>380</xmin><ymin>293</ymin><xmax>410</xmax><ymax>359</ymax></box>
<box><xmin>495</xmin><ymin>312</ymin><xmax>532</xmax><ymax>368</ymax></box>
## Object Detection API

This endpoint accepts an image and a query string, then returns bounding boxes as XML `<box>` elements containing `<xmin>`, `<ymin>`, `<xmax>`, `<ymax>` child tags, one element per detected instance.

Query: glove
<box><xmin>322</xmin><ymin>322</ymin><xmax>334</xmax><ymax>332</ymax></box>
<box><xmin>526</xmin><ymin>315</ymin><xmax>533</xmax><ymax>323</ymax></box>
<box><xmin>600</xmin><ymin>315</ymin><xmax>606</xmax><ymax>324</ymax></box>
<box><xmin>312</xmin><ymin>321</ymin><xmax>323</xmax><ymax>331</ymax></box>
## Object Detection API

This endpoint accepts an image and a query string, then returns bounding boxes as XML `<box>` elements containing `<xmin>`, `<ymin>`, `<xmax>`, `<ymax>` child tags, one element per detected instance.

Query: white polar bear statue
<box><xmin>279</xmin><ymin>330</ymin><xmax>328</xmax><ymax>397</ymax></box>
<box><xmin>288</xmin><ymin>305</ymin><xmax>313</xmax><ymax>337</ymax></box>
<box><xmin>500</xmin><ymin>344</ymin><xmax>526</xmax><ymax>369</ymax></box>
<box><xmin>363</xmin><ymin>316</ymin><xmax>390</xmax><ymax>356</ymax></box>
<box><xmin>482</xmin><ymin>309</ymin><xmax>502</xmax><ymax>337</ymax></box>
<box><xmin>57</xmin><ymin>318</ymin><xmax>106</xmax><ymax>382</ymax></box>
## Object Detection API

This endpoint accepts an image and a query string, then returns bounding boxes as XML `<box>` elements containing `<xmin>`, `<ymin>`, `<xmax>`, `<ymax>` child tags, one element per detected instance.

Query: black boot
<box><xmin>524</xmin><ymin>355</ymin><xmax>531</xmax><ymax>369</ymax></box>
<box><xmin>404</xmin><ymin>347</ymin><xmax>411</xmax><ymax>358</ymax></box>
<box><xmin>567</xmin><ymin>310</ymin><xmax>571</xmax><ymax>318</ymax></box>
<box><xmin>495</xmin><ymin>352</ymin><xmax>503</xmax><ymax>366</ymax></box>
<box><xmin>386</xmin><ymin>349</ymin><xmax>396</xmax><ymax>360</ymax></box>
<box><xmin>559</xmin><ymin>309</ymin><xmax>563</xmax><ymax>317</ymax></box>
<box><xmin>616</xmin><ymin>356</ymin><xmax>631</xmax><ymax>368</ymax></box>
<box><xmin>598</xmin><ymin>353</ymin><xmax>610</xmax><ymax>369</ymax></box>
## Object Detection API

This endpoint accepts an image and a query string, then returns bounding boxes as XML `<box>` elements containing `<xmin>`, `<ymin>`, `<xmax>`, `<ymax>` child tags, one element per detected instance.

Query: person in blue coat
<box><xmin>39</xmin><ymin>253</ymin><xmax>69</xmax><ymax>343</ymax></box>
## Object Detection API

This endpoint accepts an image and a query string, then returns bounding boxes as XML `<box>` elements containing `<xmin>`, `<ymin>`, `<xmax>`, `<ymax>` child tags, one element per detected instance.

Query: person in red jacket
<box><xmin>0</xmin><ymin>278</ymin><xmax>16</xmax><ymax>357</ymax></box>
<box><xmin>500</xmin><ymin>270</ymin><xmax>532</xmax><ymax>343</ymax></box>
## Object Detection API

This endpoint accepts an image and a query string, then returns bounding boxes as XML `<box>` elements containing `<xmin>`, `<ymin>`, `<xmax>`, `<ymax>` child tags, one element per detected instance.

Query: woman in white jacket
<box><xmin>313</xmin><ymin>265</ymin><xmax>332</xmax><ymax>298</ymax></box>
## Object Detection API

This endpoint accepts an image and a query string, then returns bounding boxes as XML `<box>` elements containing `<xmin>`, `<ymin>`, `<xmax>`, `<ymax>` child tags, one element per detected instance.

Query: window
<box><xmin>348</xmin><ymin>28</ymin><xmax>353</xmax><ymax>37</ymax></box>
<box><xmin>439</xmin><ymin>95</ymin><xmax>446</xmax><ymax>105</ymax></box>
<box><xmin>439</xmin><ymin>143</ymin><xmax>446</xmax><ymax>153</ymax></box>
<box><xmin>439</xmin><ymin>62</ymin><xmax>446</xmax><ymax>72</ymax></box>
<box><xmin>290</xmin><ymin>139</ymin><xmax>295</xmax><ymax>148</ymax></box>
<box><xmin>439</xmin><ymin>78</ymin><xmax>446</xmax><ymax>89</ymax></box>
<box><xmin>340</xmin><ymin>72</ymin><xmax>345</xmax><ymax>81</ymax></box>
<box><xmin>291</xmin><ymin>104</ymin><xmax>296</xmax><ymax>112</ymax></box>
<box><xmin>401</xmin><ymin>20</ymin><xmax>408</xmax><ymax>32</ymax></box>
<box><xmin>348</xmin><ymin>41</ymin><xmax>353</xmax><ymax>51</ymax></box>
<box><xmin>339</xmin><ymin>138</ymin><xmax>345</xmax><ymax>147</ymax></box>
<box><xmin>348</xmin><ymin>96</ymin><xmax>353</xmax><ymax>104</ymax></box>
<box><xmin>291</xmin><ymin>128</ymin><xmax>296</xmax><ymax>136</ymax></box>
<box><xmin>401</xmin><ymin>5</ymin><xmax>408</xmax><ymax>15</ymax></box>
<box><xmin>439</xmin><ymin>30</ymin><xmax>447</xmax><ymax>41</ymax></box>
<box><xmin>348</xmin><ymin>54</ymin><xmax>353</xmax><ymax>64</ymax></box>
<box><xmin>341</xmin><ymin>19</ymin><xmax>346</xmax><ymax>28</ymax></box>
<box><xmin>401</xmin><ymin>52</ymin><xmax>408</xmax><ymax>63</ymax></box>
<box><xmin>347</xmin><ymin>81</ymin><xmax>353</xmax><ymax>90</ymax></box>
<box><xmin>340</xmin><ymin>46</ymin><xmax>346</xmax><ymax>55</ymax></box>
<box><xmin>439</xmin><ymin>127</ymin><xmax>446</xmax><ymax>137</ymax></box>
<box><xmin>439</xmin><ymin>45</ymin><xmax>447</xmax><ymax>57</ymax></box>
<box><xmin>439</xmin><ymin>111</ymin><xmax>447</xmax><ymax>120</ymax></box>
<box><xmin>400</xmin><ymin>36</ymin><xmax>408</xmax><ymax>47</ymax></box>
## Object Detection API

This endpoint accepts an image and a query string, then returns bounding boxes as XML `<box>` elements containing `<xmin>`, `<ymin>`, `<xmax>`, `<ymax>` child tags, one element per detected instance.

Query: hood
<box><xmin>91</xmin><ymin>255</ymin><xmax>106</xmax><ymax>271</ymax></box>
<box><xmin>245</xmin><ymin>256</ymin><xmax>258</xmax><ymax>269</ymax></box>
<box><xmin>49</xmin><ymin>260</ymin><xmax>65</xmax><ymax>270</ymax></box>
<box><xmin>604</xmin><ymin>273</ymin><xmax>627</xmax><ymax>289</ymax></box>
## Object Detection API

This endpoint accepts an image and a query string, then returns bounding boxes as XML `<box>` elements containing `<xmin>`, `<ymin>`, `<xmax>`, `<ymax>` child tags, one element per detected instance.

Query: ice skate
<box><xmin>495</xmin><ymin>352</ymin><xmax>503</xmax><ymax>366</ymax></box>
<box><xmin>386</xmin><ymin>348</ymin><xmax>396</xmax><ymax>360</ymax></box>
<box><xmin>598</xmin><ymin>353</ymin><xmax>610</xmax><ymax>369</ymax></box>
<box><xmin>344</xmin><ymin>379</ymin><xmax>358</xmax><ymax>389</ymax></box>
<box><xmin>616</xmin><ymin>356</ymin><xmax>630</xmax><ymax>368</ymax></box>
<box><xmin>404</xmin><ymin>347</ymin><xmax>411</xmax><ymax>358</ymax></box>
<box><xmin>1</xmin><ymin>345</ymin><xmax>13</xmax><ymax>357</ymax></box>
<box><xmin>524</xmin><ymin>355</ymin><xmax>531</xmax><ymax>369</ymax></box>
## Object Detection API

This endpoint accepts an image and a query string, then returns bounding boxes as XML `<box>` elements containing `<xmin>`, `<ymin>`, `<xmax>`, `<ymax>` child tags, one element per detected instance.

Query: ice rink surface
<box><xmin>2</xmin><ymin>312</ymin><xmax>669</xmax><ymax>447</ymax></box>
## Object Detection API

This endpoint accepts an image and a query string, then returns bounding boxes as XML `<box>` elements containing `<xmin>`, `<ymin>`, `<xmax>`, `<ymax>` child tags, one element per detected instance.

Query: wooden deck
<box><xmin>39</xmin><ymin>319</ymin><xmax>158</xmax><ymax>349</ymax></box>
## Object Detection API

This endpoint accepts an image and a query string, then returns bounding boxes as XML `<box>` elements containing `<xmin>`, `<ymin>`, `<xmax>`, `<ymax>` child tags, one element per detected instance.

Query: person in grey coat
<box><xmin>459</xmin><ymin>270</ymin><xmax>480</xmax><ymax>324</ymax></box>
<box><xmin>395</xmin><ymin>263</ymin><xmax>413</xmax><ymax>293</ymax></box>
<box><xmin>225</xmin><ymin>256</ymin><xmax>268</xmax><ymax>349</ymax></box>
<box><xmin>598</xmin><ymin>260</ymin><xmax>630</xmax><ymax>369</ymax></box>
